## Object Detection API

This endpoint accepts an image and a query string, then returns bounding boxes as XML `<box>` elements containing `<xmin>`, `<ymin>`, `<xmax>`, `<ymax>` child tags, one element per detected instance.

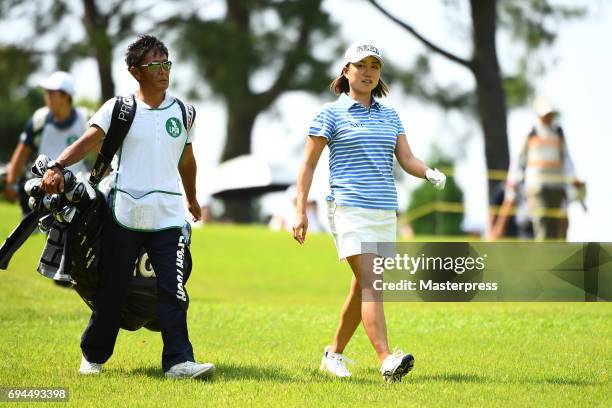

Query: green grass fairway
<box><xmin>0</xmin><ymin>203</ymin><xmax>610</xmax><ymax>407</ymax></box>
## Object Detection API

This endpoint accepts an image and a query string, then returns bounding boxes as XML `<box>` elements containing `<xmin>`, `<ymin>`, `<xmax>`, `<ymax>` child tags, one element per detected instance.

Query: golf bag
<box><xmin>34</xmin><ymin>181</ymin><xmax>192</xmax><ymax>331</ymax></box>
<box><xmin>0</xmin><ymin>94</ymin><xmax>196</xmax><ymax>332</ymax></box>
<box><xmin>0</xmin><ymin>163</ymin><xmax>7</xmax><ymax>192</ymax></box>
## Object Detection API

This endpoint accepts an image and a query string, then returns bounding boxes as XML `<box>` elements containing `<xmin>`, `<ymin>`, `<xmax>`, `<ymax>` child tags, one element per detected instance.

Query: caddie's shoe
<box><xmin>165</xmin><ymin>361</ymin><xmax>215</xmax><ymax>380</ymax></box>
<box><xmin>319</xmin><ymin>346</ymin><xmax>353</xmax><ymax>378</ymax></box>
<box><xmin>380</xmin><ymin>349</ymin><xmax>414</xmax><ymax>382</ymax></box>
<box><xmin>79</xmin><ymin>356</ymin><xmax>103</xmax><ymax>375</ymax></box>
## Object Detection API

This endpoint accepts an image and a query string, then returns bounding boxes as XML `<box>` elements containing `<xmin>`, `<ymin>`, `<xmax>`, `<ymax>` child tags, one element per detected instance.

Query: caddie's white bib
<box><xmin>89</xmin><ymin>94</ymin><xmax>193</xmax><ymax>231</ymax></box>
<box><xmin>38</xmin><ymin>108</ymin><xmax>89</xmax><ymax>175</ymax></box>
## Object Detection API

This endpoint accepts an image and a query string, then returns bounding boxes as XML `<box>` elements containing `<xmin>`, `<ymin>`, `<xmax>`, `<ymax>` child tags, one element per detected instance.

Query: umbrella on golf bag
<box><xmin>0</xmin><ymin>155</ymin><xmax>193</xmax><ymax>332</ymax></box>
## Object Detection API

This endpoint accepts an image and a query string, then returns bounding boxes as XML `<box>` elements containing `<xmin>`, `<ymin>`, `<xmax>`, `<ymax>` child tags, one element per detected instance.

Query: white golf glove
<box><xmin>425</xmin><ymin>168</ymin><xmax>446</xmax><ymax>190</ymax></box>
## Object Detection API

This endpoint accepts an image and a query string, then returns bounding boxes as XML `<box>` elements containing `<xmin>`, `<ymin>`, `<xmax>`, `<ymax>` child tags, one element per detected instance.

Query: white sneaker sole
<box><xmin>79</xmin><ymin>369</ymin><xmax>101</xmax><ymax>375</ymax></box>
<box><xmin>192</xmin><ymin>364</ymin><xmax>215</xmax><ymax>380</ymax></box>
<box><xmin>319</xmin><ymin>359</ymin><xmax>352</xmax><ymax>378</ymax></box>
<box><xmin>165</xmin><ymin>364</ymin><xmax>216</xmax><ymax>380</ymax></box>
<box><xmin>384</xmin><ymin>354</ymin><xmax>415</xmax><ymax>382</ymax></box>
<box><xmin>79</xmin><ymin>362</ymin><xmax>102</xmax><ymax>375</ymax></box>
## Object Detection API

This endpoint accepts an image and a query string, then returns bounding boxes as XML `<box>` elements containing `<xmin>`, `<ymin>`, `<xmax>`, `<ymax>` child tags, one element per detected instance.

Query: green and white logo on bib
<box><xmin>66</xmin><ymin>135</ymin><xmax>78</xmax><ymax>145</ymax></box>
<box><xmin>165</xmin><ymin>117</ymin><xmax>182</xmax><ymax>138</ymax></box>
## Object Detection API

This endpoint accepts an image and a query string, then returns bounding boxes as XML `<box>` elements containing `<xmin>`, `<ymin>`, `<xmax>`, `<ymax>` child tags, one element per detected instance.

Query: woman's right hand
<box><xmin>293</xmin><ymin>213</ymin><xmax>309</xmax><ymax>245</ymax></box>
<box><xmin>293</xmin><ymin>135</ymin><xmax>326</xmax><ymax>245</ymax></box>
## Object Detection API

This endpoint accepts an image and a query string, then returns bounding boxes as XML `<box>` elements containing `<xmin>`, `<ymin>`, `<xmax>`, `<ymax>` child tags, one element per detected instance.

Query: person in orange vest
<box><xmin>498</xmin><ymin>97</ymin><xmax>585</xmax><ymax>240</ymax></box>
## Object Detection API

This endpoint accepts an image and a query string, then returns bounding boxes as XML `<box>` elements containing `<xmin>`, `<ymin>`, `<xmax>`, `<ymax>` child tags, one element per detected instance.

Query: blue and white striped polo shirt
<box><xmin>308</xmin><ymin>93</ymin><xmax>405</xmax><ymax>210</ymax></box>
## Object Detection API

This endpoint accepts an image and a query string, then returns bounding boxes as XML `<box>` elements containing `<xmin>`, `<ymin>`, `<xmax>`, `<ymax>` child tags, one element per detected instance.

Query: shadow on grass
<box><xmin>398</xmin><ymin>372</ymin><xmax>601</xmax><ymax>387</ymax></box>
<box><xmin>129</xmin><ymin>366</ymin><xmax>166</xmax><ymax>379</ymax></box>
<box><xmin>306</xmin><ymin>368</ymin><xmax>378</xmax><ymax>385</ymax></box>
<box><xmin>213</xmin><ymin>363</ymin><xmax>293</xmax><ymax>383</ymax></box>
<box><xmin>528</xmin><ymin>377</ymin><xmax>603</xmax><ymax>386</ymax></box>
<box><xmin>127</xmin><ymin>366</ymin><xmax>597</xmax><ymax>387</ymax></box>
<box><xmin>126</xmin><ymin>364</ymin><xmax>297</xmax><ymax>383</ymax></box>
<box><xmin>411</xmin><ymin>372</ymin><xmax>487</xmax><ymax>384</ymax></box>
<box><xmin>127</xmin><ymin>364</ymin><xmax>377</xmax><ymax>384</ymax></box>
<box><xmin>217</xmin><ymin>364</ymin><xmax>377</xmax><ymax>385</ymax></box>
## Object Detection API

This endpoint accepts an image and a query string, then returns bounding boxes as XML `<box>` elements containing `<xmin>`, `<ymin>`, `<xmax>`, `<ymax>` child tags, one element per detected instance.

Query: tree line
<box><xmin>0</xmin><ymin>0</ymin><xmax>586</xmax><ymax>220</ymax></box>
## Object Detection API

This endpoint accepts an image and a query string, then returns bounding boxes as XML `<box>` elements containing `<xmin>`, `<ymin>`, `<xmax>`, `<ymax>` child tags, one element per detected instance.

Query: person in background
<box><xmin>502</xmin><ymin>97</ymin><xmax>584</xmax><ymax>240</ymax></box>
<box><xmin>292</xmin><ymin>41</ymin><xmax>446</xmax><ymax>382</ymax></box>
<box><xmin>4</xmin><ymin>71</ymin><xmax>90</xmax><ymax>216</ymax></box>
<box><xmin>487</xmin><ymin>180</ymin><xmax>533</xmax><ymax>240</ymax></box>
<box><xmin>269</xmin><ymin>185</ymin><xmax>323</xmax><ymax>233</ymax></box>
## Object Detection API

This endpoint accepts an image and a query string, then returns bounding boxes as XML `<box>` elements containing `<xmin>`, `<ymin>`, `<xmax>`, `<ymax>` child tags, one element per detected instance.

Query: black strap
<box><xmin>528</xmin><ymin>125</ymin><xmax>565</xmax><ymax>141</ymax></box>
<box><xmin>89</xmin><ymin>95</ymin><xmax>137</xmax><ymax>186</ymax></box>
<box><xmin>528</xmin><ymin>126</ymin><xmax>536</xmax><ymax>138</ymax></box>
<box><xmin>555</xmin><ymin>125</ymin><xmax>565</xmax><ymax>141</ymax></box>
<box><xmin>0</xmin><ymin>209</ymin><xmax>44</xmax><ymax>269</ymax></box>
<box><xmin>175</xmin><ymin>98</ymin><xmax>196</xmax><ymax>134</ymax></box>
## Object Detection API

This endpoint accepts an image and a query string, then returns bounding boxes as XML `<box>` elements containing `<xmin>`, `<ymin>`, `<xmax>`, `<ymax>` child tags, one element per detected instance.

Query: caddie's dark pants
<box><xmin>80</xmin><ymin>208</ymin><xmax>194</xmax><ymax>371</ymax></box>
<box><xmin>527</xmin><ymin>187</ymin><xmax>567</xmax><ymax>241</ymax></box>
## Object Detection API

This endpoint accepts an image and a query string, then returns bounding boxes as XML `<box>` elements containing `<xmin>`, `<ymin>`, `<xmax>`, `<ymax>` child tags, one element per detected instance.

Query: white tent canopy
<box><xmin>206</xmin><ymin>155</ymin><xmax>298</xmax><ymax>198</ymax></box>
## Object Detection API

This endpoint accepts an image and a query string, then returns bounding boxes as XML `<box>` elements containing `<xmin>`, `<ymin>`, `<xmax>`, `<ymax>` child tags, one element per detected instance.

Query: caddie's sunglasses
<box><xmin>139</xmin><ymin>60</ymin><xmax>173</xmax><ymax>72</ymax></box>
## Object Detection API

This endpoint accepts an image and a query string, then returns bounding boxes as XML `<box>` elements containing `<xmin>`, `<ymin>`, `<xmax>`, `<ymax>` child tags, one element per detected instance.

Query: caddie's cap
<box><xmin>39</xmin><ymin>71</ymin><xmax>75</xmax><ymax>96</ymax></box>
<box><xmin>343</xmin><ymin>42</ymin><xmax>383</xmax><ymax>66</ymax></box>
<box><xmin>533</xmin><ymin>96</ymin><xmax>555</xmax><ymax>117</ymax></box>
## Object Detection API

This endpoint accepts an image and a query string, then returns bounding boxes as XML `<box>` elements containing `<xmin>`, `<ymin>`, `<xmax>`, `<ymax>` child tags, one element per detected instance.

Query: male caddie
<box><xmin>41</xmin><ymin>35</ymin><xmax>214</xmax><ymax>379</ymax></box>
<box><xmin>4</xmin><ymin>71</ymin><xmax>89</xmax><ymax>215</ymax></box>
<box><xmin>504</xmin><ymin>97</ymin><xmax>584</xmax><ymax>240</ymax></box>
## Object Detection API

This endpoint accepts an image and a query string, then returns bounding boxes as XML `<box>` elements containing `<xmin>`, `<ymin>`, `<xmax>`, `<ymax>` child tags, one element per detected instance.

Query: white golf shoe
<box><xmin>380</xmin><ymin>349</ymin><xmax>414</xmax><ymax>382</ymax></box>
<box><xmin>79</xmin><ymin>356</ymin><xmax>103</xmax><ymax>375</ymax></box>
<box><xmin>319</xmin><ymin>346</ymin><xmax>353</xmax><ymax>378</ymax></box>
<box><xmin>165</xmin><ymin>361</ymin><xmax>215</xmax><ymax>380</ymax></box>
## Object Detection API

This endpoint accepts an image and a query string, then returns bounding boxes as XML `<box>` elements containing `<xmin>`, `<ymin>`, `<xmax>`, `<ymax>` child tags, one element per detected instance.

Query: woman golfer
<box><xmin>293</xmin><ymin>42</ymin><xmax>446</xmax><ymax>382</ymax></box>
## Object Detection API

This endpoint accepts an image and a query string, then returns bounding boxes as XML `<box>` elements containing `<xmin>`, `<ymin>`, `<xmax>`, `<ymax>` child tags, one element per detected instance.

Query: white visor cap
<box><xmin>343</xmin><ymin>42</ymin><xmax>383</xmax><ymax>67</ymax></box>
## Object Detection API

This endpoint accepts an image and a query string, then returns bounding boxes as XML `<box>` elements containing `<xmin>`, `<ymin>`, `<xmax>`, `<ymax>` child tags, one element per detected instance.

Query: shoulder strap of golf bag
<box><xmin>175</xmin><ymin>98</ymin><xmax>196</xmax><ymax>134</ymax></box>
<box><xmin>32</xmin><ymin>107</ymin><xmax>49</xmax><ymax>134</ymax></box>
<box><xmin>528</xmin><ymin>125</ymin><xmax>564</xmax><ymax>141</ymax></box>
<box><xmin>89</xmin><ymin>95</ymin><xmax>137</xmax><ymax>186</ymax></box>
<box><xmin>0</xmin><ymin>208</ymin><xmax>44</xmax><ymax>270</ymax></box>
<box><xmin>555</xmin><ymin>125</ymin><xmax>564</xmax><ymax>142</ymax></box>
<box><xmin>528</xmin><ymin>126</ymin><xmax>536</xmax><ymax>138</ymax></box>
<box><xmin>29</xmin><ymin>107</ymin><xmax>50</xmax><ymax>150</ymax></box>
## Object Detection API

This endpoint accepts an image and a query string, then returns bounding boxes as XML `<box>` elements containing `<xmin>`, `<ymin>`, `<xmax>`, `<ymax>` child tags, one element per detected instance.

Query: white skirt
<box><xmin>327</xmin><ymin>200</ymin><xmax>397</xmax><ymax>260</ymax></box>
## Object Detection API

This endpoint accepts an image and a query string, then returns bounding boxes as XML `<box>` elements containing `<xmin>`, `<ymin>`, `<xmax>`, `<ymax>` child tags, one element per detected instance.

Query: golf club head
<box><xmin>54</xmin><ymin>210</ymin><xmax>65</xmax><ymax>224</ymax></box>
<box><xmin>31</xmin><ymin>155</ymin><xmax>51</xmax><ymax>177</ymax></box>
<box><xmin>28</xmin><ymin>196</ymin><xmax>42</xmax><ymax>211</ymax></box>
<box><xmin>24</xmin><ymin>178</ymin><xmax>44</xmax><ymax>198</ymax></box>
<box><xmin>38</xmin><ymin>213</ymin><xmax>54</xmax><ymax>232</ymax></box>
<box><xmin>64</xmin><ymin>182</ymin><xmax>86</xmax><ymax>203</ymax></box>
<box><xmin>42</xmin><ymin>193</ymin><xmax>62</xmax><ymax>211</ymax></box>
<box><xmin>54</xmin><ymin>205</ymin><xmax>77</xmax><ymax>224</ymax></box>
<box><xmin>62</xmin><ymin>169</ymin><xmax>75</xmax><ymax>193</ymax></box>
<box><xmin>62</xmin><ymin>206</ymin><xmax>77</xmax><ymax>223</ymax></box>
